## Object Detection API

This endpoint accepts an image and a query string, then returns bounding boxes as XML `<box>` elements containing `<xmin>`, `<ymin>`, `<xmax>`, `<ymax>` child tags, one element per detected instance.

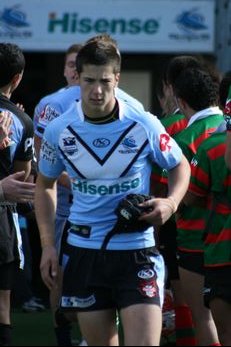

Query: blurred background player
<box><xmin>0</xmin><ymin>43</ymin><xmax>34</xmax><ymax>346</ymax></box>
<box><xmin>33</xmin><ymin>43</ymin><xmax>84</xmax><ymax>346</ymax></box>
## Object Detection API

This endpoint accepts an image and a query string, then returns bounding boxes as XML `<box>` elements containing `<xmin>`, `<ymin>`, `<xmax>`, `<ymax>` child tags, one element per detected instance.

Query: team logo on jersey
<box><xmin>159</xmin><ymin>134</ymin><xmax>171</xmax><ymax>152</ymax></box>
<box><xmin>62</xmin><ymin>136</ymin><xmax>78</xmax><ymax>155</ymax></box>
<box><xmin>119</xmin><ymin>136</ymin><xmax>138</xmax><ymax>154</ymax></box>
<box><xmin>93</xmin><ymin>138</ymin><xmax>110</xmax><ymax>148</ymax></box>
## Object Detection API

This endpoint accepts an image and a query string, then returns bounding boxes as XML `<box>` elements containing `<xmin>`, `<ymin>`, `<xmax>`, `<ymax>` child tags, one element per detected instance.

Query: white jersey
<box><xmin>39</xmin><ymin>98</ymin><xmax>182</xmax><ymax>251</ymax></box>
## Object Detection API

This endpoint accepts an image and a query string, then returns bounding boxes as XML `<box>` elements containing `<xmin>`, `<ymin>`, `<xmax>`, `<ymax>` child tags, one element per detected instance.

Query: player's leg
<box><xmin>121</xmin><ymin>303</ymin><xmax>162</xmax><ymax>346</ymax></box>
<box><xmin>204</xmin><ymin>267</ymin><xmax>231</xmax><ymax>346</ymax></box>
<box><xmin>78</xmin><ymin>309</ymin><xmax>119</xmax><ymax>346</ymax></box>
<box><xmin>179</xmin><ymin>263</ymin><xmax>219</xmax><ymax>345</ymax></box>
<box><xmin>118</xmin><ymin>248</ymin><xmax>165</xmax><ymax>346</ymax></box>
<box><xmin>0</xmin><ymin>262</ymin><xmax>16</xmax><ymax>346</ymax></box>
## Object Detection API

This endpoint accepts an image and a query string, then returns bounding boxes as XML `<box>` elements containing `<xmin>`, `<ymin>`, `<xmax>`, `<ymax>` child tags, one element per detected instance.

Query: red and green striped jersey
<box><xmin>151</xmin><ymin>113</ymin><xmax>187</xmax><ymax>187</ymax></box>
<box><xmin>189</xmin><ymin>132</ymin><xmax>231</xmax><ymax>267</ymax></box>
<box><xmin>174</xmin><ymin>113</ymin><xmax>224</xmax><ymax>253</ymax></box>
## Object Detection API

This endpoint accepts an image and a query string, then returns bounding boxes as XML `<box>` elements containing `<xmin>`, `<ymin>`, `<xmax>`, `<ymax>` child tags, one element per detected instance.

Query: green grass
<box><xmin>11</xmin><ymin>309</ymin><xmax>82</xmax><ymax>346</ymax></box>
<box><xmin>11</xmin><ymin>309</ymin><xmax>176</xmax><ymax>346</ymax></box>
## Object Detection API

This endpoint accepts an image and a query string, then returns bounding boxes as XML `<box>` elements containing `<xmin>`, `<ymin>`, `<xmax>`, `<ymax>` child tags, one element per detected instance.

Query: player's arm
<box><xmin>34</xmin><ymin>133</ymin><xmax>42</xmax><ymax>162</ymax></box>
<box><xmin>34</xmin><ymin>172</ymin><xmax>58</xmax><ymax>290</ymax></box>
<box><xmin>13</xmin><ymin>160</ymin><xmax>32</xmax><ymax>181</ymax></box>
<box><xmin>34</xmin><ymin>132</ymin><xmax>71</xmax><ymax>189</ymax></box>
<box><xmin>140</xmin><ymin>154</ymin><xmax>190</xmax><ymax>225</ymax></box>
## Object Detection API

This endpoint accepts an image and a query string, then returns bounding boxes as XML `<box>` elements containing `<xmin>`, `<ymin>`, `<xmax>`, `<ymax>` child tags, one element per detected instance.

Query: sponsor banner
<box><xmin>0</xmin><ymin>0</ymin><xmax>215</xmax><ymax>53</ymax></box>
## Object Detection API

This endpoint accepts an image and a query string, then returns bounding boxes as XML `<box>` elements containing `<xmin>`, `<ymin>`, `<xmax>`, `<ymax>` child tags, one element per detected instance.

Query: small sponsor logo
<box><xmin>138</xmin><ymin>269</ymin><xmax>155</xmax><ymax>279</ymax></box>
<box><xmin>93</xmin><ymin>138</ymin><xmax>110</xmax><ymax>148</ymax></box>
<box><xmin>61</xmin><ymin>295</ymin><xmax>96</xmax><ymax>308</ymax></box>
<box><xmin>41</xmin><ymin>139</ymin><xmax>57</xmax><ymax>165</ymax></box>
<box><xmin>159</xmin><ymin>134</ymin><xmax>171</xmax><ymax>152</ymax></box>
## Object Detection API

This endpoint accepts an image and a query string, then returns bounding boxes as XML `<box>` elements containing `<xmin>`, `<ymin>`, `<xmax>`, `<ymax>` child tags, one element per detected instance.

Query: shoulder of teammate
<box><xmin>120</xmin><ymin>99</ymin><xmax>169</xmax><ymax>135</ymax></box>
<box><xmin>43</xmin><ymin>102</ymin><xmax>78</xmax><ymax>142</ymax></box>
<box><xmin>115</xmin><ymin>87</ymin><xmax>144</xmax><ymax>112</ymax></box>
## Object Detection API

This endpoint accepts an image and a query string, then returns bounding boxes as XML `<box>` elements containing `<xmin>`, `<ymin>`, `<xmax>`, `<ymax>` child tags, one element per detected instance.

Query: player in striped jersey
<box><xmin>185</xmin><ymin>74</ymin><xmax>231</xmax><ymax>345</ymax></box>
<box><xmin>171</xmin><ymin>67</ymin><xmax>223</xmax><ymax>346</ymax></box>
<box><xmin>186</xmin><ymin>130</ymin><xmax>231</xmax><ymax>345</ymax></box>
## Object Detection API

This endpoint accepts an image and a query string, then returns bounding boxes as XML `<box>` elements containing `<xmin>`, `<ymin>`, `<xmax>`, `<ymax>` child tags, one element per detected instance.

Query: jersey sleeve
<box><xmin>189</xmin><ymin>147</ymin><xmax>210</xmax><ymax>197</ymax></box>
<box><xmin>38</xmin><ymin>124</ymin><xmax>65</xmax><ymax>178</ymax></box>
<box><xmin>14</xmin><ymin>115</ymin><xmax>34</xmax><ymax>162</ymax></box>
<box><xmin>34</xmin><ymin>101</ymin><xmax>62</xmax><ymax>139</ymax></box>
<box><xmin>147</xmin><ymin>114</ymin><xmax>183</xmax><ymax>171</ymax></box>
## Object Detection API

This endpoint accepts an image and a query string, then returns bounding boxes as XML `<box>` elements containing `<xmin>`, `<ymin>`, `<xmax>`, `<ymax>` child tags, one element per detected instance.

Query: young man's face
<box><xmin>78</xmin><ymin>64</ymin><xmax>120</xmax><ymax>117</ymax></box>
<box><xmin>64</xmin><ymin>52</ymin><xmax>78</xmax><ymax>86</ymax></box>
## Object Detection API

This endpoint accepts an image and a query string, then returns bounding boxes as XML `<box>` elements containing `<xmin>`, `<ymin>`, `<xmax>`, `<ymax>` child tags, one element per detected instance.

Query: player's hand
<box><xmin>0</xmin><ymin>110</ymin><xmax>12</xmax><ymax>149</ymax></box>
<box><xmin>1</xmin><ymin>171</ymin><xmax>35</xmax><ymax>203</ymax></box>
<box><xmin>40</xmin><ymin>246</ymin><xmax>58</xmax><ymax>290</ymax></box>
<box><xmin>138</xmin><ymin>197</ymin><xmax>177</xmax><ymax>225</ymax></box>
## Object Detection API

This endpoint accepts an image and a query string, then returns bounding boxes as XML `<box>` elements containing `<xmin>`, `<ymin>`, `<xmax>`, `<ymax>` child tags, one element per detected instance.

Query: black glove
<box><xmin>101</xmin><ymin>194</ymin><xmax>153</xmax><ymax>250</ymax></box>
<box><xmin>114</xmin><ymin>193</ymin><xmax>153</xmax><ymax>233</ymax></box>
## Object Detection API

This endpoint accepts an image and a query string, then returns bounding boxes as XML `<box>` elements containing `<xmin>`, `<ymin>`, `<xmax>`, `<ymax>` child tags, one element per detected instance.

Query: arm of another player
<box><xmin>34</xmin><ymin>173</ymin><xmax>58</xmax><ymax>290</ymax></box>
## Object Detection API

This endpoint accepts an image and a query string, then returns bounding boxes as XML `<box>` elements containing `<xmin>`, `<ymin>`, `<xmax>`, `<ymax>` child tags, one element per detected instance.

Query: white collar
<box><xmin>187</xmin><ymin>107</ymin><xmax>223</xmax><ymax>128</ymax></box>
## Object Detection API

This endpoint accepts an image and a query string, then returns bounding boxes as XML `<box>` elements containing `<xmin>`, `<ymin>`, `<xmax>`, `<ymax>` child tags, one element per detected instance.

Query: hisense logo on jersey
<box><xmin>48</xmin><ymin>13</ymin><xmax>159</xmax><ymax>35</ymax></box>
<box><xmin>72</xmin><ymin>177</ymin><xmax>140</xmax><ymax>195</ymax></box>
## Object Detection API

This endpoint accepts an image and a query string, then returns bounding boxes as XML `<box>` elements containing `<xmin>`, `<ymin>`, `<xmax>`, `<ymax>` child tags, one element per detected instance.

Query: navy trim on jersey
<box><xmin>67</xmin><ymin>122</ymin><xmax>137</xmax><ymax>166</ymax></box>
<box><xmin>58</xmin><ymin>146</ymin><xmax>86</xmax><ymax>179</ymax></box>
<box><xmin>120</xmin><ymin>139</ymin><xmax>149</xmax><ymax>177</ymax></box>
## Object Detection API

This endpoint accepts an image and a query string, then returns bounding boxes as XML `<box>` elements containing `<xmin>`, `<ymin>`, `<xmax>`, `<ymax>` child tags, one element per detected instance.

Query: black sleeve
<box><xmin>14</xmin><ymin>113</ymin><xmax>34</xmax><ymax>162</ymax></box>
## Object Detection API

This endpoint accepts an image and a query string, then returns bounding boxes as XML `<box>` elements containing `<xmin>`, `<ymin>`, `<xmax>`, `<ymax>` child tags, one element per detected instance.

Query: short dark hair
<box><xmin>166</xmin><ymin>55</ymin><xmax>202</xmax><ymax>85</ymax></box>
<box><xmin>76</xmin><ymin>39</ymin><xmax>121</xmax><ymax>75</ymax></box>
<box><xmin>0</xmin><ymin>43</ymin><xmax>25</xmax><ymax>88</ymax></box>
<box><xmin>173</xmin><ymin>68</ymin><xmax>219</xmax><ymax>111</ymax></box>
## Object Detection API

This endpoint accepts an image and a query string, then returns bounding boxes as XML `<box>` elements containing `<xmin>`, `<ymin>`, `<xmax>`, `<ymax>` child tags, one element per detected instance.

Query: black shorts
<box><xmin>0</xmin><ymin>205</ymin><xmax>18</xmax><ymax>266</ymax></box>
<box><xmin>0</xmin><ymin>261</ymin><xmax>17</xmax><ymax>290</ymax></box>
<box><xmin>204</xmin><ymin>266</ymin><xmax>231</xmax><ymax>308</ymax></box>
<box><xmin>158</xmin><ymin>218</ymin><xmax>179</xmax><ymax>282</ymax></box>
<box><xmin>60</xmin><ymin>246</ymin><xmax>165</xmax><ymax>312</ymax></box>
<box><xmin>178</xmin><ymin>250</ymin><xmax>204</xmax><ymax>275</ymax></box>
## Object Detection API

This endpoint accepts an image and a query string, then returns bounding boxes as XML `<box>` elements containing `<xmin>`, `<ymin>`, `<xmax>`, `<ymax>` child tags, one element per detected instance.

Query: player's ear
<box><xmin>115</xmin><ymin>73</ymin><xmax>120</xmax><ymax>87</ymax></box>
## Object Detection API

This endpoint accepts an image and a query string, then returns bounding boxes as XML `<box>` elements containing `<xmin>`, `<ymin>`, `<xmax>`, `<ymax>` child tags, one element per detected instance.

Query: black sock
<box><xmin>54</xmin><ymin>309</ymin><xmax>72</xmax><ymax>346</ymax></box>
<box><xmin>0</xmin><ymin>324</ymin><xmax>12</xmax><ymax>346</ymax></box>
<box><xmin>54</xmin><ymin>325</ymin><xmax>72</xmax><ymax>346</ymax></box>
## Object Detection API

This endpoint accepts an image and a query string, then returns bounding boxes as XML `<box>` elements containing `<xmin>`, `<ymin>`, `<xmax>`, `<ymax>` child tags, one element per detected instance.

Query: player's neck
<box><xmin>0</xmin><ymin>89</ymin><xmax>11</xmax><ymax>99</ymax></box>
<box><xmin>84</xmin><ymin>100</ymin><xmax>119</xmax><ymax>124</ymax></box>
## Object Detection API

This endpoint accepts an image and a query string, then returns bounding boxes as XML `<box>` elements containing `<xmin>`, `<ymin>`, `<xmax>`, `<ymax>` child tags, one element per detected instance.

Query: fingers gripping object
<box><xmin>115</xmin><ymin>194</ymin><xmax>153</xmax><ymax>232</ymax></box>
<box><xmin>101</xmin><ymin>194</ymin><xmax>153</xmax><ymax>250</ymax></box>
